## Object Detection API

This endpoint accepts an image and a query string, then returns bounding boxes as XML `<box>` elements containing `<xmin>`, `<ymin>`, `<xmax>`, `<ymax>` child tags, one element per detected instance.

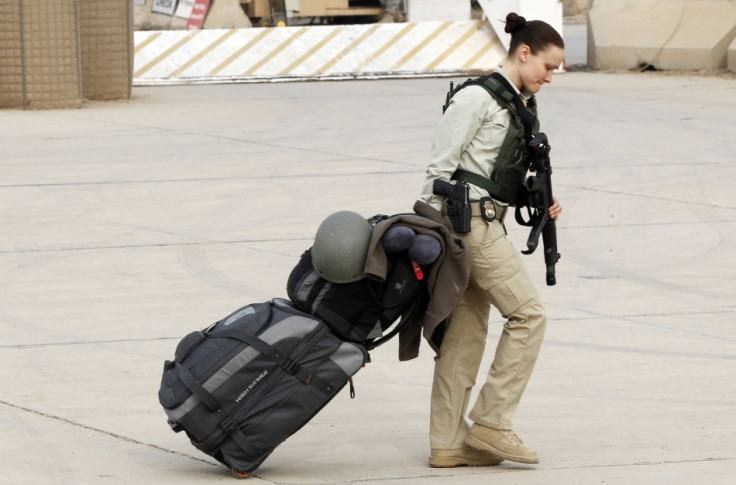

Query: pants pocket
<box><xmin>469</xmin><ymin>225</ymin><xmax>539</xmax><ymax>317</ymax></box>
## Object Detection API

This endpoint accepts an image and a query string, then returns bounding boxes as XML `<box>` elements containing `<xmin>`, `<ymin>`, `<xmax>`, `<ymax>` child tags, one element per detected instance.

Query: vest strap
<box><xmin>485</xmin><ymin>72</ymin><xmax>535</xmax><ymax>141</ymax></box>
<box><xmin>452</xmin><ymin>169</ymin><xmax>514</xmax><ymax>203</ymax></box>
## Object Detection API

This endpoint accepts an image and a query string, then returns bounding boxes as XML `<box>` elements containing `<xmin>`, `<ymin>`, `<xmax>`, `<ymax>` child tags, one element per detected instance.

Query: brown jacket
<box><xmin>364</xmin><ymin>200</ymin><xmax>473</xmax><ymax>361</ymax></box>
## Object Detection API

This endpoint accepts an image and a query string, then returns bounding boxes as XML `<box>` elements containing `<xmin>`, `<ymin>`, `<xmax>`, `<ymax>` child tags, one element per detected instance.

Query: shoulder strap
<box><xmin>485</xmin><ymin>72</ymin><xmax>535</xmax><ymax>141</ymax></box>
<box><xmin>444</xmin><ymin>72</ymin><xmax>535</xmax><ymax>142</ymax></box>
<box><xmin>442</xmin><ymin>77</ymin><xmax>473</xmax><ymax>113</ymax></box>
<box><xmin>367</xmin><ymin>292</ymin><xmax>426</xmax><ymax>351</ymax></box>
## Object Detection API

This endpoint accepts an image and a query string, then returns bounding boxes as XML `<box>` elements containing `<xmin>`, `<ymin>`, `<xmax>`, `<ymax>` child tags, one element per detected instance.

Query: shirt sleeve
<box><xmin>419</xmin><ymin>85</ymin><xmax>495</xmax><ymax>211</ymax></box>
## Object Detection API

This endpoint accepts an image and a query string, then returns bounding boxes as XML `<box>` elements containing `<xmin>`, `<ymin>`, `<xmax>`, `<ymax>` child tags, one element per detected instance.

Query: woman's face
<box><xmin>519</xmin><ymin>45</ymin><xmax>565</xmax><ymax>94</ymax></box>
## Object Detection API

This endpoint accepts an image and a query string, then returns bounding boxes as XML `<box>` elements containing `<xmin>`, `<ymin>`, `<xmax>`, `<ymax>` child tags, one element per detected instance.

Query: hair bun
<box><xmin>504</xmin><ymin>12</ymin><xmax>527</xmax><ymax>34</ymax></box>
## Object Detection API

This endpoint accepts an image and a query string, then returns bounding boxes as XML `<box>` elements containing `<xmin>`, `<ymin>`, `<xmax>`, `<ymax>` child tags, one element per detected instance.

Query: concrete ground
<box><xmin>1</xmin><ymin>68</ymin><xmax>735</xmax><ymax>484</ymax></box>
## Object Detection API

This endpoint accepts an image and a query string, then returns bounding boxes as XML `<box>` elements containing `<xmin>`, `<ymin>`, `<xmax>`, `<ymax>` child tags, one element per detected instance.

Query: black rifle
<box><xmin>433</xmin><ymin>179</ymin><xmax>471</xmax><ymax>233</ymax></box>
<box><xmin>515</xmin><ymin>132</ymin><xmax>561</xmax><ymax>286</ymax></box>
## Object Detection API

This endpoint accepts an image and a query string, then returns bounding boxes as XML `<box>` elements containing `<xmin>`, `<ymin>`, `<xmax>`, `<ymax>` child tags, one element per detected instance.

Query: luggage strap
<box><xmin>212</xmin><ymin>327</ymin><xmax>335</xmax><ymax>394</ymax></box>
<box><xmin>367</xmin><ymin>292</ymin><xmax>424</xmax><ymax>350</ymax></box>
<box><xmin>218</xmin><ymin>415</ymin><xmax>264</xmax><ymax>458</ymax></box>
<box><xmin>175</xmin><ymin>361</ymin><xmax>222</xmax><ymax>412</ymax></box>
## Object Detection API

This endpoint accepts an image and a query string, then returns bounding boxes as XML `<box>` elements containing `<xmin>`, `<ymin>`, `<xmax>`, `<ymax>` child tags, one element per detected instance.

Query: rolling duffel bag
<box><xmin>158</xmin><ymin>298</ymin><xmax>368</xmax><ymax>478</ymax></box>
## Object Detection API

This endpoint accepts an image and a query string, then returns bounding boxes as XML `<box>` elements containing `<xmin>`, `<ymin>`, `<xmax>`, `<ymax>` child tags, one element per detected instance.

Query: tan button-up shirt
<box><xmin>420</xmin><ymin>66</ymin><xmax>527</xmax><ymax>211</ymax></box>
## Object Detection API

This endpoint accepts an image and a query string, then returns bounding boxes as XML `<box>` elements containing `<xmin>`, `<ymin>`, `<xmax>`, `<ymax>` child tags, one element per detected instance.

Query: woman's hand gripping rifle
<box><xmin>515</xmin><ymin>133</ymin><xmax>561</xmax><ymax>286</ymax></box>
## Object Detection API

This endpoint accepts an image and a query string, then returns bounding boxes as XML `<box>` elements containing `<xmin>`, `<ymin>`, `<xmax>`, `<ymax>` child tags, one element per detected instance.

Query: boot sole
<box><xmin>428</xmin><ymin>456</ymin><xmax>504</xmax><ymax>468</ymax></box>
<box><xmin>465</xmin><ymin>435</ymin><xmax>539</xmax><ymax>465</ymax></box>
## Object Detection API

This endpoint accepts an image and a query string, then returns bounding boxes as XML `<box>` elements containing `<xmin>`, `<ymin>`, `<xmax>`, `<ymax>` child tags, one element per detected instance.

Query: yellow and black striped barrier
<box><xmin>133</xmin><ymin>21</ymin><xmax>505</xmax><ymax>84</ymax></box>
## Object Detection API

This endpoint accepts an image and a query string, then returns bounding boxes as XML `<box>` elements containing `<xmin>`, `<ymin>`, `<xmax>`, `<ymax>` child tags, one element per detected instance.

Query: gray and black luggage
<box><xmin>158</xmin><ymin>298</ymin><xmax>367</xmax><ymax>478</ymax></box>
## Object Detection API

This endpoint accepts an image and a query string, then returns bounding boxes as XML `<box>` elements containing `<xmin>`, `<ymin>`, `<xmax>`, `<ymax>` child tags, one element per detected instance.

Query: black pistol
<box><xmin>433</xmin><ymin>179</ymin><xmax>472</xmax><ymax>233</ymax></box>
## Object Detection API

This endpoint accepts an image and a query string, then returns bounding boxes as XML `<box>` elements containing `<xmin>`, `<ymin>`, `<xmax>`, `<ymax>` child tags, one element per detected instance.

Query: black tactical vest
<box><xmin>443</xmin><ymin>73</ymin><xmax>539</xmax><ymax>204</ymax></box>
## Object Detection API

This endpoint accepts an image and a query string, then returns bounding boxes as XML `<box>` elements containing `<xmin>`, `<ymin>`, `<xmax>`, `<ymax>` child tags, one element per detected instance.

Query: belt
<box><xmin>471</xmin><ymin>199</ymin><xmax>508</xmax><ymax>223</ymax></box>
<box><xmin>441</xmin><ymin>199</ymin><xmax>508</xmax><ymax>224</ymax></box>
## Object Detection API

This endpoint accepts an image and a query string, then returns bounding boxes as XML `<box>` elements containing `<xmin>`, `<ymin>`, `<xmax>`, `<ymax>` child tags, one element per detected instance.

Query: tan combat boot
<box><xmin>465</xmin><ymin>424</ymin><xmax>539</xmax><ymax>464</ymax></box>
<box><xmin>429</xmin><ymin>447</ymin><xmax>505</xmax><ymax>468</ymax></box>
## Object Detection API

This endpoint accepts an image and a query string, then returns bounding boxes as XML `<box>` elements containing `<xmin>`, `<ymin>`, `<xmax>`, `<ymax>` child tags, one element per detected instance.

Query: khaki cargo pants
<box><xmin>430</xmin><ymin>213</ymin><xmax>546</xmax><ymax>450</ymax></box>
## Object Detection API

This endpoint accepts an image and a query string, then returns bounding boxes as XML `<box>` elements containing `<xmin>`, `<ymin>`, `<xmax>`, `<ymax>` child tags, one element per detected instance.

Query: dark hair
<box><xmin>504</xmin><ymin>12</ymin><xmax>564</xmax><ymax>55</ymax></box>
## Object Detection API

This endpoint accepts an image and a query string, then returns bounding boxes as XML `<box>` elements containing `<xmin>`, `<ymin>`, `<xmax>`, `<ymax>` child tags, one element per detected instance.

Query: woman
<box><xmin>420</xmin><ymin>12</ymin><xmax>564</xmax><ymax>468</ymax></box>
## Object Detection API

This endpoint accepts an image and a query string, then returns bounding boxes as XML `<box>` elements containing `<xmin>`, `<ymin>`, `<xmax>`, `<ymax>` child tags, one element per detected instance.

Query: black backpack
<box><xmin>286</xmin><ymin>248</ymin><xmax>428</xmax><ymax>350</ymax></box>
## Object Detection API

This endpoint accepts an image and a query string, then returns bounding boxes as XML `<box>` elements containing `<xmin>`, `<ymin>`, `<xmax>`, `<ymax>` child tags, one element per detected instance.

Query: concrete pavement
<box><xmin>1</xmin><ymin>70</ymin><xmax>735</xmax><ymax>484</ymax></box>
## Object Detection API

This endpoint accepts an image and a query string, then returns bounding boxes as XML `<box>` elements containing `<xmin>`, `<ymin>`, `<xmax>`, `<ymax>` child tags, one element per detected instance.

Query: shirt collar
<box><xmin>494</xmin><ymin>65</ymin><xmax>532</xmax><ymax>101</ymax></box>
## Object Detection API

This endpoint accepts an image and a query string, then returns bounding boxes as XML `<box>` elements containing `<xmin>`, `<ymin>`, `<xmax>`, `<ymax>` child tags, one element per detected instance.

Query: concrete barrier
<box><xmin>131</xmin><ymin>0</ymin><xmax>572</xmax><ymax>85</ymax></box>
<box><xmin>588</xmin><ymin>0</ymin><xmax>736</xmax><ymax>71</ymax></box>
<box><xmin>133</xmin><ymin>20</ymin><xmax>506</xmax><ymax>84</ymax></box>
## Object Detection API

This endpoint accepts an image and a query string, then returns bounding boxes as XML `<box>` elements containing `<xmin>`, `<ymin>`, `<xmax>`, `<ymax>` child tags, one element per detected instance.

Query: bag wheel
<box><xmin>231</xmin><ymin>468</ymin><xmax>253</xmax><ymax>479</ymax></box>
